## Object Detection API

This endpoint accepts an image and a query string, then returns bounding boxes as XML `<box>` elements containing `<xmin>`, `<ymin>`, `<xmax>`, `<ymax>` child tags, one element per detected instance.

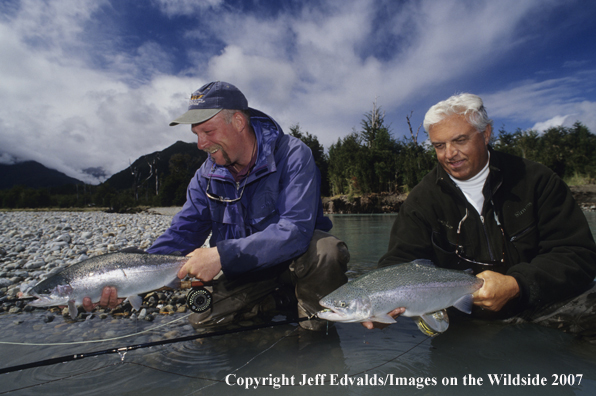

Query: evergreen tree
<box><xmin>289</xmin><ymin>124</ymin><xmax>330</xmax><ymax>196</ymax></box>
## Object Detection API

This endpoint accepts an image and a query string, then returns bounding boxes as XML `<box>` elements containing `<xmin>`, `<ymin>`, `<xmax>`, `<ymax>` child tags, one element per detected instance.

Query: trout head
<box><xmin>25</xmin><ymin>283</ymin><xmax>73</xmax><ymax>308</ymax></box>
<box><xmin>317</xmin><ymin>287</ymin><xmax>372</xmax><ymax>323</ymax></box>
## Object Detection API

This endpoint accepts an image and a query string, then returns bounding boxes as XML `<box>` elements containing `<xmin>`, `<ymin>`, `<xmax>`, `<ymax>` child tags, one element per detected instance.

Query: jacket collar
<box><xmin>486</xmin><ymin>146</ymin><xmax>503</xmax><ymax>197</ymax></box>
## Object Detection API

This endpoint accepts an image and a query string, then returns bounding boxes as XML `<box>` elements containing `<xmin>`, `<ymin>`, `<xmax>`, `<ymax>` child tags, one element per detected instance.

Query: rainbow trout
<box><xmin>23</xmin><ymin>252</ymin><xmax>188</xmax><ymax>319</ymax></box>
<box><xmin>317</xmin><ymin>261</ymin><xmax>483</xmax><ymax>335</ymax></box>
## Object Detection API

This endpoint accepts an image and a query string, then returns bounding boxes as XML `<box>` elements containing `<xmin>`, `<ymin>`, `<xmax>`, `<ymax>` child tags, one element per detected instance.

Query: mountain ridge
<box><xmin>0</xmin><ymin>140</ymin><xmax>206</xmax><ymax>191</ymax></box>
<box><xmin>0</xmin><ymin>161</ymin><xmax>84</xmax><ymax>190</ymax></box>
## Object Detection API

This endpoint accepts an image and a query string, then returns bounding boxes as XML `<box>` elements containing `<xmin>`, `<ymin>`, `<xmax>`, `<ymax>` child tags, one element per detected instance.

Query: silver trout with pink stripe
<box><xmin>23</xmin><ymin>252</ymin><xmax>188</xmax><ymax>319</ymax></box>
<box><xmin>317</xmin><ymin>261</ymin><xmax>483</xmax><ymax>335</ymax></box>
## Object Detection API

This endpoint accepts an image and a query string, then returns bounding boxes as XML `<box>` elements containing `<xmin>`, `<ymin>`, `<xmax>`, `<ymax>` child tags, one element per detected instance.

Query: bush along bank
<box><xmin>323</xmin><ymin>186</ymin><xmax>596</xmax><ymax>214</ymax></box>
<box><xmin>323</xmin><ymin>192</ymin><xmax>407</xmax><ymax>214</ymax></box>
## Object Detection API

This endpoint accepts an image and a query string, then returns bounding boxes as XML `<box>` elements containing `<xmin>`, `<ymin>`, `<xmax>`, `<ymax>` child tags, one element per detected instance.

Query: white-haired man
<box><xmin>364</xmin><ymin>93</ymin><xmax>596</xmax><ymax>335</ymax></box>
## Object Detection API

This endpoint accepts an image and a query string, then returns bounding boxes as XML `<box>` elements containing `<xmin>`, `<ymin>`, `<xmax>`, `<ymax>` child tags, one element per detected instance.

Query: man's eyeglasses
<box><xmin>455</xmin><ymin>206</ymin><xmax>506</xmax><ymax>268</ymax></box>
<box><xmin>205</xmin><ymin>167</ymin><xmax>248</xmax><ymax>203</ymax></box>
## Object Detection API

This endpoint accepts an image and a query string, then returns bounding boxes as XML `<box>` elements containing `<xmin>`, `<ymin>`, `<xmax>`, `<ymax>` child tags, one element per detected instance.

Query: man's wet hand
<box><xmin>82</xmin><ymin>286</ymin><xmax>123</xmax><ymax>312</ymax></box>
<box><xmin>473</xmin><ymin>271</ymin><xmax>520</xmax><ymax>312</ymax></box>
<box><xmin>178</xmin><ymin>247</ymin><xmax>222</xmax><ymax>281</ymax></box>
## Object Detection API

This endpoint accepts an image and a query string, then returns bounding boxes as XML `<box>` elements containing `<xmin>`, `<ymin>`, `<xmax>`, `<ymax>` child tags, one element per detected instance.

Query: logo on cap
<box><xmin>189</xmin><ymin>94</ymin><xmax>206</xmax><ymax>107</ymax></box>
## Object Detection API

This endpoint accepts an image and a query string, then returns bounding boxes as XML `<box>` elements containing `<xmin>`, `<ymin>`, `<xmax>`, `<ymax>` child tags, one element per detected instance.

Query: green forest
<box><xmin>2</xmin><ymin>103</ymin><xmax>596</xmax><ymax>211</ymax></box>
<box><xmin>295</xmin><ymin>104</ymin><xmax>596</xmax><ymax>198</ymax></box>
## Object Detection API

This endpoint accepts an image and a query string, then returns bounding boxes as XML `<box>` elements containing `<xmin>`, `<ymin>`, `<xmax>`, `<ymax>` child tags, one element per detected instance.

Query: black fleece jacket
<box><xmin>379</xmin><ymin>148</ymin><xmax>596</xmax><ymax>318</ymax></box>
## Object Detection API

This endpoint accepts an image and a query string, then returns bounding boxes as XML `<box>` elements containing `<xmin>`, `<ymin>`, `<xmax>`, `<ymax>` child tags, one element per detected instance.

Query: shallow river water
<box><xmin>1</xmin><ymin>213</ymin><xmax>596</xmax><ymax>395</ymax></box>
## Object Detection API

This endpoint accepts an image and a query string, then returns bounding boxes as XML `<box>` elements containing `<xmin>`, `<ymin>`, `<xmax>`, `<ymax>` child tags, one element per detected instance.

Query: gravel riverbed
<box><xmin>0</xmin><ymin>209</ymin><xmax>189</xmax><ymax>320</ymax></box>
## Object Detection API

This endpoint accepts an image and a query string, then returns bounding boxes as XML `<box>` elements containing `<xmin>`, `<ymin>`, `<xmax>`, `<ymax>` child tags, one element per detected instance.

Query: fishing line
<box><xmin>0</xmin><ymin>313</ymin><xmax>193</xmax><ymax>346</ymax></box>
<box><xmin>0</xmin><ymin>316</ymin><xmax>307</xmax><ymax>375</ymax></box>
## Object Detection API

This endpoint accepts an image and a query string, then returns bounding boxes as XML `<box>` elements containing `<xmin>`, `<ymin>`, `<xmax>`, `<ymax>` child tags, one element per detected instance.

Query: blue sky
<box><xmin>1</xmin><ymin>0</ymin><xmax>596</xmax><ymax>183</ymax></box>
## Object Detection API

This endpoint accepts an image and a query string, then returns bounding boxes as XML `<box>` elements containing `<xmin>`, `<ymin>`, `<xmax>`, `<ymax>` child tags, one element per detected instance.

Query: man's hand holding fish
<box><xmin>472</xmin><ymin>271</ymin><xmax>520</xmax><ymax>312</ymax></box>
<box><xmin>83</xmin><ymin>286</ymin><xmax>122</xmax><ymax>311</ymax></box>
<box><xmin>177</xmin><ymin>247</ymin><xmax>222</xmax><ymax>282</ymax></box>
<box><xmin>83</xmin><ymin>247</ymin><xmax>222</xmax><ymax>313</ymax></box>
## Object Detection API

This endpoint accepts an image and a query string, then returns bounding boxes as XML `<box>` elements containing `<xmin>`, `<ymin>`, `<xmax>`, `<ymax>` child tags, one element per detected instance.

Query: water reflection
<box><xmin>327</xmin><ymin>214</ymin><xmax>397</xmax><ymax>278</ymax></box>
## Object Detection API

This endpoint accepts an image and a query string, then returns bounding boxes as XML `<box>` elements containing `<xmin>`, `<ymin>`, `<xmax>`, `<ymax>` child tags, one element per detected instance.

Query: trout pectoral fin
<box><xmin>452</xmin><ymin>294</ymin><xmax>474</xmax><ymax>314</ymax></box>
<box><xmin>68</xmin><ymin>300</ymin><xmax>78</xmax><ymax>320</ymax></box>
<box><xmin>415</xmin><ymin>310</ymin><xmax>450</xmax><ymax>336</ymax></box>
<box><xmin>126</xmin><ymin>295</ymin><xmax>143</xmax><ymax>312</ymax></box>
<box><xmin>369</xmin><ymin>313</ymin><xmax>397</xmax><ymax>324</ymax></box>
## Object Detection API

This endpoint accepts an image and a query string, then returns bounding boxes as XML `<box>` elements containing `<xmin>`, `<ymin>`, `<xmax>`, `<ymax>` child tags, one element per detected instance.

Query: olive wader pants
<box><xmin>188</xmin><ymin>230</ymin><xmax>349</xmax><ymax>331</ymax></box>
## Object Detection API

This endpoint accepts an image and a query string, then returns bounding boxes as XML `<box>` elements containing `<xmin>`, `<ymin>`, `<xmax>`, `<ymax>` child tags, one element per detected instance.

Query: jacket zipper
<box><xmin>450</xmin><ymin>179</ymin><xmax>497</xmax><ymax>262</ymax></box>
<box><xmin>479</xmin><ymin>214</ymin><xmax>497</xmax><ymax>261</ymax></box>
<box><xmin>510</xmin><ymin>225</ymin><xmax>535</xmax><ymax>242</ymax></box>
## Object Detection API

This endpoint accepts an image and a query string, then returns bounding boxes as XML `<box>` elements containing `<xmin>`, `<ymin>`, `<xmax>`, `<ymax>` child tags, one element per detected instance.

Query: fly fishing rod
<box><xmin>0</xmin><ymin>316</ymin><xmax>309</xmax><ymax>375</ymax></box>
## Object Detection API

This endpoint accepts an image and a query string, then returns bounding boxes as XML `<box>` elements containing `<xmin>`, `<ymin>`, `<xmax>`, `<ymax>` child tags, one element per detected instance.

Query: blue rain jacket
<box><xmin>147</xmin><ymin>109</ymin><xmax>332</xmax><ymax>277</ymax></box>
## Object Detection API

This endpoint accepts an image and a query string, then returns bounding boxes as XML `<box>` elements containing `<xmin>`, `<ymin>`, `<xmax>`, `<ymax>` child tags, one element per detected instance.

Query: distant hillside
<box><xmin>0</xmin><ymin>161</ymin><xmax>83</xmax><ymax>190</ymax></box>
<box><xmin>105</xmin><ymin>141</ymin><xmax>207</xmax><ymax>190</ymax></box>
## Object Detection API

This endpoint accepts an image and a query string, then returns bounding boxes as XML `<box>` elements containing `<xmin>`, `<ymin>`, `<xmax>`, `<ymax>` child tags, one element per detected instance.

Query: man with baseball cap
<box><xmin>88</xmin><ymin>81</ymin><xmax>349</xmax><ymax>330</ymax></box>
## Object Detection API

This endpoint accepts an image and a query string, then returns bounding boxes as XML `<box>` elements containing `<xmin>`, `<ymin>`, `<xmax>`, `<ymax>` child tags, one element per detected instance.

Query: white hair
<box><xmin>423</xmin><ymin>93</ymin><xmax>493</xmax><ymax>133</ymax></box>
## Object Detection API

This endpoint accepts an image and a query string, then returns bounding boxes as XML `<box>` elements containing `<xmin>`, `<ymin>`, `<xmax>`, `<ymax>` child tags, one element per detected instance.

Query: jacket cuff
<box><xmin>508</xmin><ymin>272</ymin><xmax>531</xmax><ymax>312</ymax></box>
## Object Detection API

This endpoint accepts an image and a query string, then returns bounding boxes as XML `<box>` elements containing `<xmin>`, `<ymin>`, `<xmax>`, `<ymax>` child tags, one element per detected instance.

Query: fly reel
<box><xmin>187</xmin><ymin>287</ymin><xmax>212</xmax><ymax>313</ymax></box>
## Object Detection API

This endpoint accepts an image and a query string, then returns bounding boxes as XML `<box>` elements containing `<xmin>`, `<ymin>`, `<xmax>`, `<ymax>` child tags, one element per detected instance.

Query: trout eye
<box><xmin>339</xmin><ymin>301</ymin><xmax>346</xmax><ymax>308</ymax></box>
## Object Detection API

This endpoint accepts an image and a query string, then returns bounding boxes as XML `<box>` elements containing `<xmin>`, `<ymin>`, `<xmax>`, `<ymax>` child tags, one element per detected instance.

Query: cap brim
<box><xmin>169</xmin><ymin>108</ymin><xmax>223</xmax><ymax>126</ymax></box>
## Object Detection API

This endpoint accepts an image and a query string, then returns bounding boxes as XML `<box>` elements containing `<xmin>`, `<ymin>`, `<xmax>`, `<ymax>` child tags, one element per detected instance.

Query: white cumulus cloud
<box><xmin>0</xmin><ymin>0</ymin><xmax>594</xmax><ymax>184</ymax></box>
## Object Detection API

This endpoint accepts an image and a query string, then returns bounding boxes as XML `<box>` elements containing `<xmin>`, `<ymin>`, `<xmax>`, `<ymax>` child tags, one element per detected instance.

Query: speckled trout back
<box><xmin>318</xmin><ymin>261</ymin><xmax>484</xmax><ymax>332</ymax></box>
<box><xmin>25</xmin><ymin>253</ymin><xmax>188</xmax><ymax>318</ymax></box>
